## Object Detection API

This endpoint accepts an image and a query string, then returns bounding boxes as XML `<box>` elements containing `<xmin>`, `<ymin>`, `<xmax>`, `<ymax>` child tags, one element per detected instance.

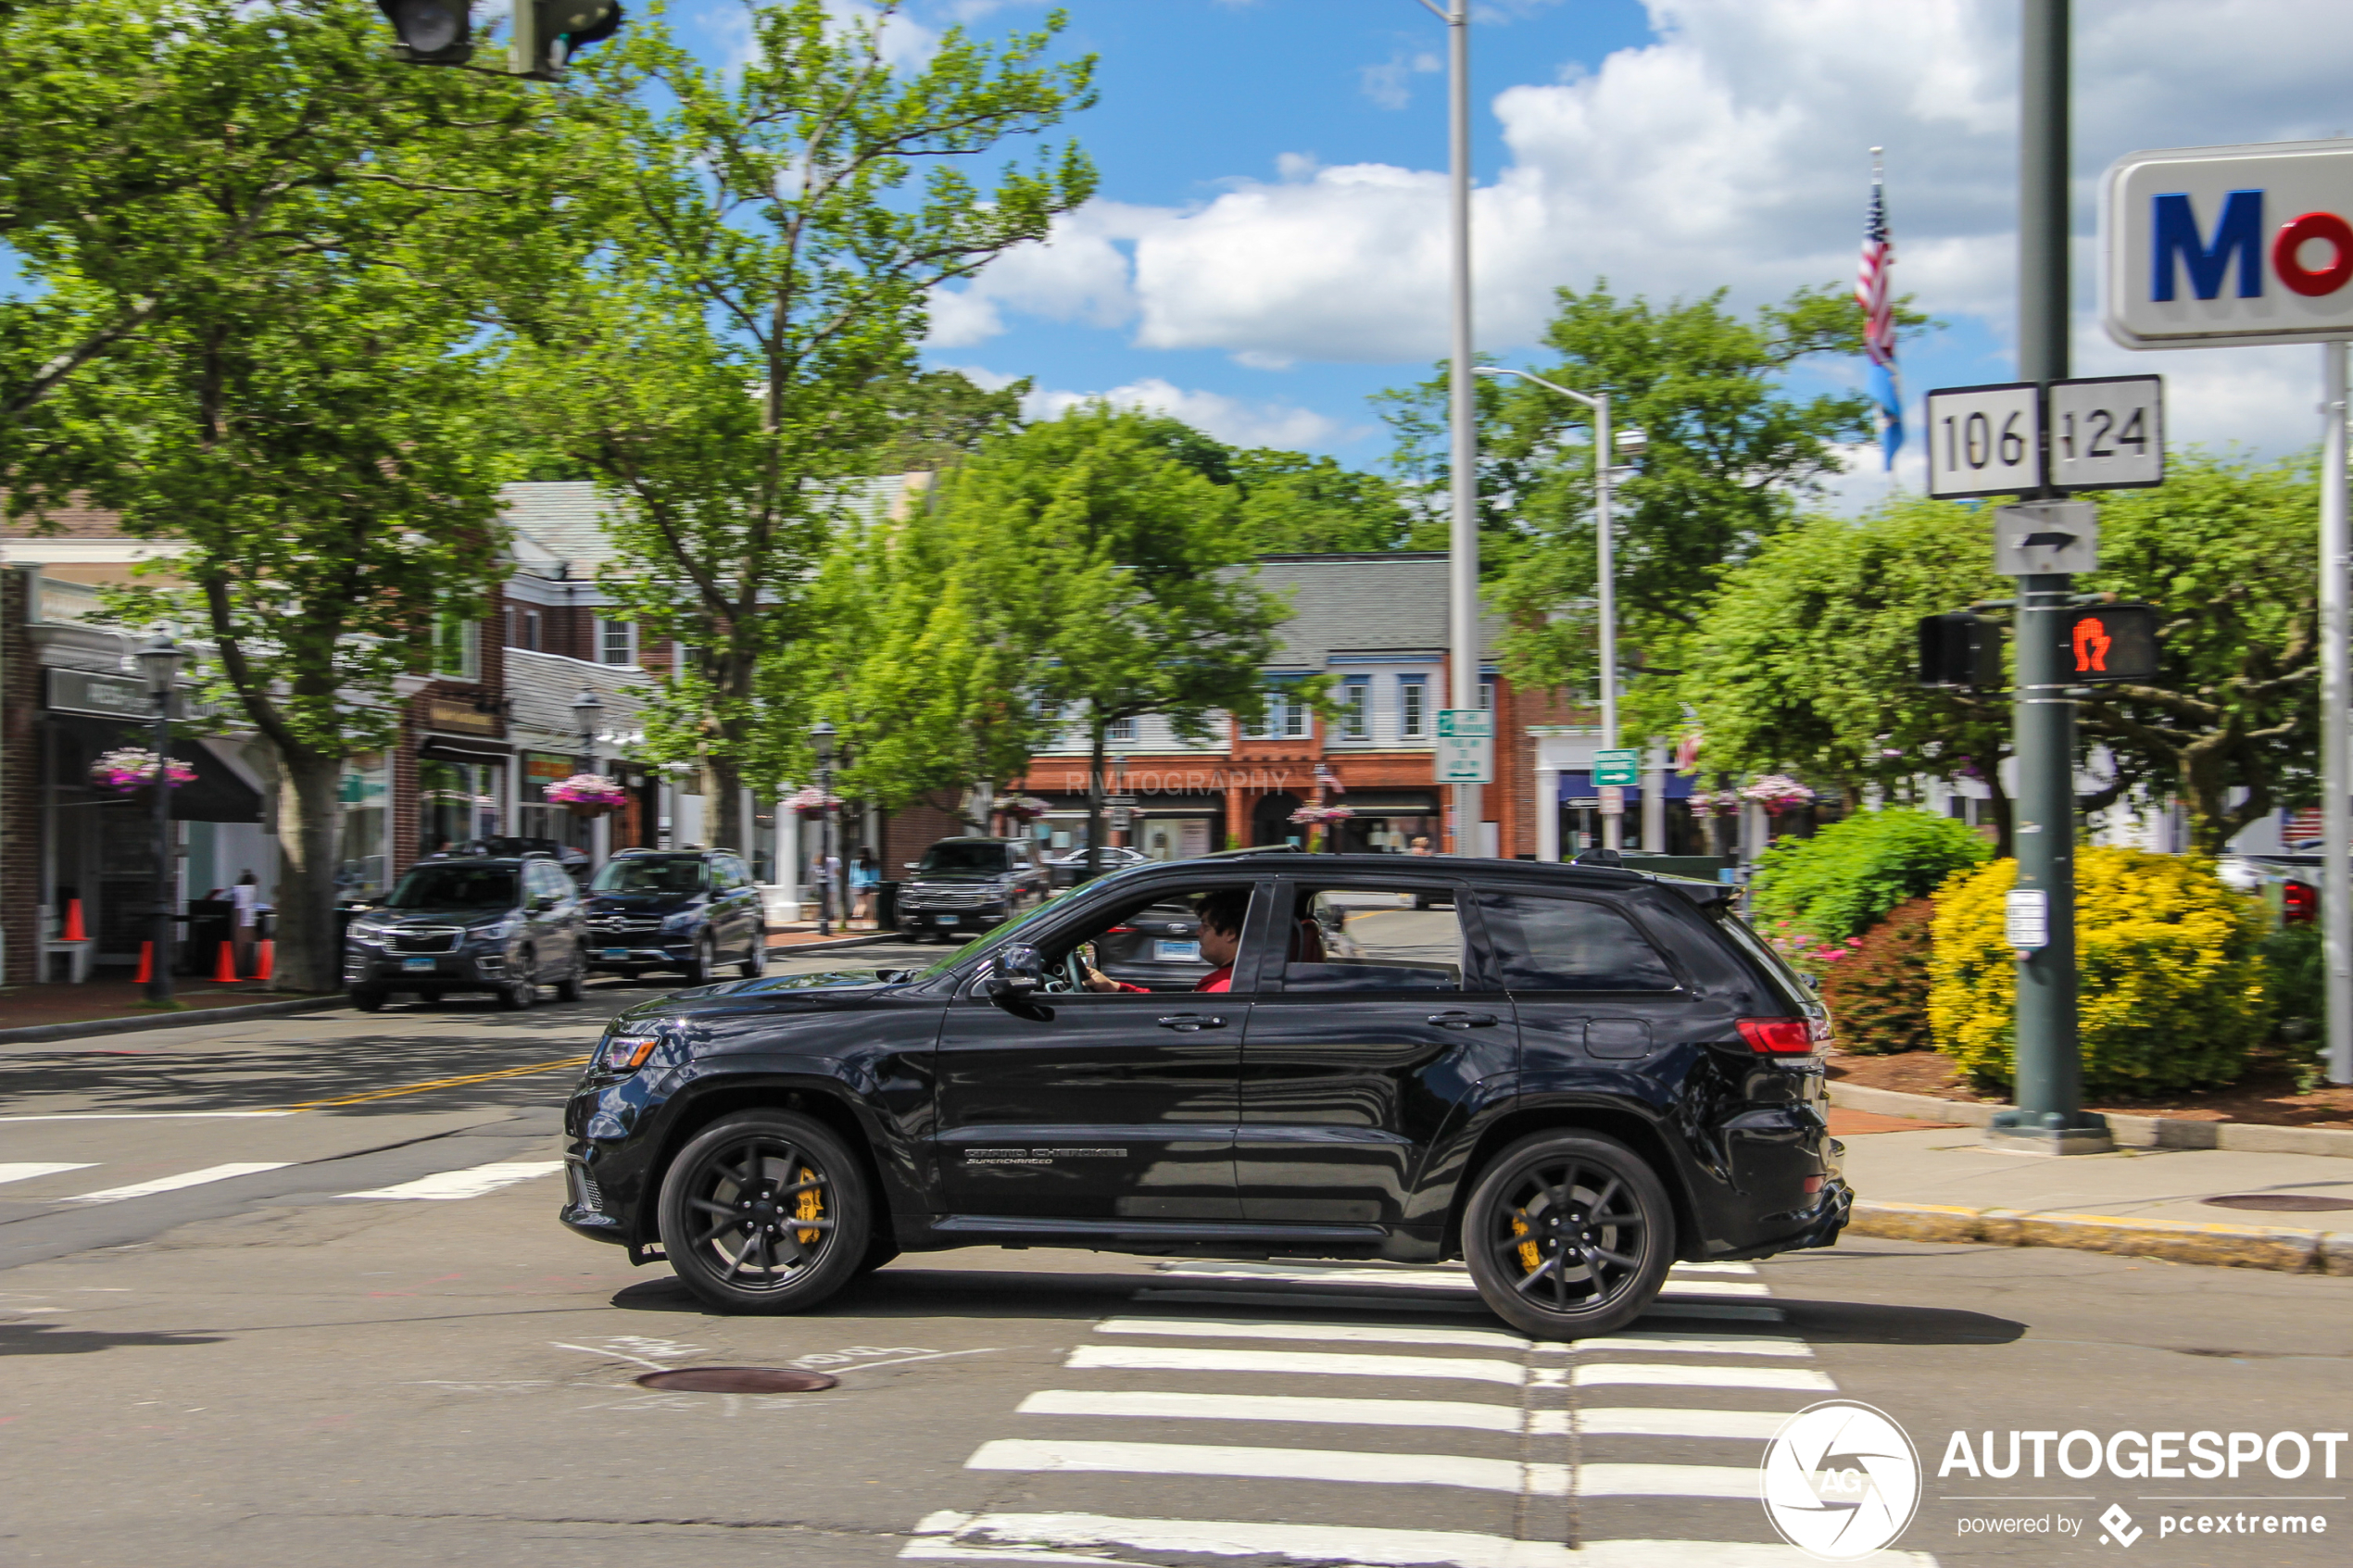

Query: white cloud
<box><xmin>1361</xmin><ymin>45</ymin><xmax>1442</xmax><ymax>111</ymax></box>
<box><xmin>950</xmin><ymin>0</ymin><xmax>2353</xmax><ymax>456</ymax></box>
<box><xmin>925</xmin><ymin>205</ymin><xmax>1153</xmax><ymax>348</ymax></box>
<box><xmin>1022</xmin><ymin>377</ymin><xmax>1360</xmax><ymax>450</ymax></box>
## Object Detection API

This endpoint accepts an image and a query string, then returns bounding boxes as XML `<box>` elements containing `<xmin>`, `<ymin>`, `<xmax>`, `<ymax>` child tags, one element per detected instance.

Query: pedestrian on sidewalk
<box><xmin>849</xmin><ymin>847</ymin><xmax>879</xmax><ymax>929</ymax></box>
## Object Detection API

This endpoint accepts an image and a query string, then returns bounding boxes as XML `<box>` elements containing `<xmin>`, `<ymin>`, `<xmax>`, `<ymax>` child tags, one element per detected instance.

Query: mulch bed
<box><xmin>0</xmin><ymin>980</ymin><xmax>317</xmax><ymax>1032</ymax></box>
<box><xmin>1827</xmin><ymin>1047</ymin><xmax>2353</xmax><ymax>1131</ymax></box>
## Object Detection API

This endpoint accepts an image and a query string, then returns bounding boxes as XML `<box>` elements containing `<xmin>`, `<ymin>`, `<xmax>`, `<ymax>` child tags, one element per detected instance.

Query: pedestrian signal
<box><xmin>2061</xmin><ymin>603</ymin><xmax>2160</xmax><ymax>684</ymax></box>
<box><xmin>1917</xmin><ymin>612</ymin><xmax>2001</xmax><ymax>689</ymax></box>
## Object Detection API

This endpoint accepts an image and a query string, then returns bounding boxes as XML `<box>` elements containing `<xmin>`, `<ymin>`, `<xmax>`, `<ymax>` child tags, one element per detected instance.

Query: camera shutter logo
<box><xmin>1759</xmin><ymin>1400</ymin><xmax>1923</xmax><ymax>1561</ymax></box>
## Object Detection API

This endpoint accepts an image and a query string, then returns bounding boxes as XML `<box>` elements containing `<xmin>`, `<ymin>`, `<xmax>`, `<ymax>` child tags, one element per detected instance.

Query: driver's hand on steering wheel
<box><xmin>1082</xmin><ymin>963</ymin><xmax>1121</xmax><ymax>992</ymax></box>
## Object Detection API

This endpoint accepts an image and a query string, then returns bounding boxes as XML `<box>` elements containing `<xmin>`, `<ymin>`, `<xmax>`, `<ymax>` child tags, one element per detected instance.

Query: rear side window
<box><xmin>1477</xmin><ymin>892</ymin><xmax>1677</xmax><ymax>992</ymax></box>
<box><xmin>1712</xmin><ymin>908</ymin><xmax>1814</xmax><ymax>1011</ymax></box>
<box><xmin>1281</xmin><ymin>886</ymin><xmax>1463</xmax><ymax>992</ymax></box>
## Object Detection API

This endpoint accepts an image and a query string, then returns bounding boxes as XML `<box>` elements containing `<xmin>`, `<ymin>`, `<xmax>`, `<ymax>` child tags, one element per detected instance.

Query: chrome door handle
<box><xmin>1428</xmin><ymin>1011</ymin><xmax>1498</xmax><ymax>1029</ymax></box>
<box><xmin>1157</xmin><ymin>1014</ymin><xmax>1227</xmax><ymax>1032</ymax></box>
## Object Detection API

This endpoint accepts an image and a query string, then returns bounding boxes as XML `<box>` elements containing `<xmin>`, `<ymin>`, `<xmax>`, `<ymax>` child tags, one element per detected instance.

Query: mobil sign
<box><xmin>2106</xmin><ymin>138</ymin><xmax>2353</xmax><ymax>349</ymax></box>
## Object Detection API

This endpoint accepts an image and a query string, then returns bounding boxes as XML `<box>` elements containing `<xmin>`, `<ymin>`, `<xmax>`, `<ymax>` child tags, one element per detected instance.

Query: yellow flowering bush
<box><xmin>1929</xmin><ymin>848</ymin><xmax>2271</xmax><ymax>1095</ymax></box>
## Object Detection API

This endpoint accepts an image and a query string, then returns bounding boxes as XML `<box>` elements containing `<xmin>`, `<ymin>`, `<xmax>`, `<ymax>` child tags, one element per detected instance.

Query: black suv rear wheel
<box><xmin>1463</xmin><ymin>1130</ymin><xmax>1674</xmax><ymax>1339</ymax></box>
<box><xmin>656</xmin><ymin>1110</ymin><xmax>869</xmax><ymax>1314</ymax></box>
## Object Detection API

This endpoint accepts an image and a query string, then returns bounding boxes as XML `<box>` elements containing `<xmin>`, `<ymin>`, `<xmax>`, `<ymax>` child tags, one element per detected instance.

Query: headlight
<box><xmin>596</xmin><ymin>1031</ymin><xmax>661</xmax><ymax>1073</ymax></box>
<box><xmin>347</xmin><ymin>921</ymin><xmax>390</xmax><ymax>946</ymax></box>
<box><xmin>472</xmin><ymin>917</ymin><xmax>520</xmax><ymax>943</ymax></box>
<box><xmin>661</xmin><ymin>909</ymin><xmax>701</xmax><ymax>933</ymax></box>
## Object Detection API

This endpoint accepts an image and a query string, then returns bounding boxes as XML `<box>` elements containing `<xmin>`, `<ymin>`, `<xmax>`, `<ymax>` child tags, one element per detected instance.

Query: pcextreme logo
<box><xmin>1759</xmin><ymin>1401</ymin><xmax>1923</xmax><ymax>1562</ymax></box>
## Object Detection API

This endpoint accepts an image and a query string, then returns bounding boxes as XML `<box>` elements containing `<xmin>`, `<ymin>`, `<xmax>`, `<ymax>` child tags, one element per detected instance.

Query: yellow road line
<box><xmin>288</xmin><ymin>1055</ymin><xmax>591</xmax><ymax>1110</ymax></box>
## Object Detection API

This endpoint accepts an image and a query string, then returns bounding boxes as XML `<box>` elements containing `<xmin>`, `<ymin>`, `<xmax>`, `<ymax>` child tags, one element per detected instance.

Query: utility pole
<box><xmin>1994</xmin><ymin>0</ymin><xmax>2109</xmax><ymax>1152</ymax></box>
<box><xmin>1422</xmin><ymin>0</ymin><xmax>1480</xmax><ymax>855</ymax></box>
<box><xmin>2323</xmin><ymin>344</ymin><xmax>2353</xmax><ymax>1085</ymax></box>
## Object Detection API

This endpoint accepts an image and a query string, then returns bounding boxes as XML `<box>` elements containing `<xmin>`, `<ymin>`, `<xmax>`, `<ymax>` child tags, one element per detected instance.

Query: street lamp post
<box><xmin>1475</xmin><ymin>366</ymin><xmax>1644</xmax><ymax>852</ymax></box>
<box><xmin>572</xmin><ymin>686</ymin><xmax>606</xmax><ymax>872</ymax></box>
<box><xmin>136</xmin><ymin>634</ymin><xmax>182</xmax><ymax>1006</ymax></box>
<box><xmin>809</xmin><ymin>721</ymin><xmax>837</xmax><ymax>936</ymax></box>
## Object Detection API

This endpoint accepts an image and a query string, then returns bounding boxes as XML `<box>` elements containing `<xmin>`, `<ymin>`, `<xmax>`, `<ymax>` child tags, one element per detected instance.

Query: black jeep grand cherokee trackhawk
<box><xmin>560</xmin><ymin>848</ymin><xmax>1849</xmax><ymax>1338</ymax></box>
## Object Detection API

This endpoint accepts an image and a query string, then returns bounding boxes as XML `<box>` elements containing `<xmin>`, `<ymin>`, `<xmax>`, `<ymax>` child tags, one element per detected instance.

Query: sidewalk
<box><xmin>0</xmin><ymin>978</ymin><xmax>323</xmax><ymax>1033</ymax></box>
<box><xmin>1830</xmin><ymin>1103</ymin><xmax>2353</xmax><ymax>1274</ymax></box>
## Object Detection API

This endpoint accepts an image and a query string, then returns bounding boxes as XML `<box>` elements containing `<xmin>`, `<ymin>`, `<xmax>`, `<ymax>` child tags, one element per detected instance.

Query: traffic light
<box><xmin>512</xmin><ymin>1</ymin><xmax>625</xmax><ymax>81</ymax></box>
<box><xmin>1918</xmin><ymin>612</ymin><xmax>2002</xmax><ymax>689</ymax></box>
<box><xmin>2060</xmin><ymin>602</ymin><xmax>2161</xmax><ymax>684</ymax></box>
<box><xmin>376</xmin><ymin>2</ymin><xmax>623</xmax><ymax>78</ymax></box>
<box><xmin>377</xmin><ymin>0</ymin><xmax>472</xmax><ymax>66</ymax></box>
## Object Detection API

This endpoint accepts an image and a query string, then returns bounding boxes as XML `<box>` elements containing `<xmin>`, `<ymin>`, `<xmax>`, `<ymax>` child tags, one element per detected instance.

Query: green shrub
<box><xmin>1929</xmin><ymin>848</ymin><xmax>2271</xmax><ymax>1096</ymax></box>
<box><xmin>2259</xmin><ymin>921</ymin><xmax>2326</xmax><ymax>1089</ymax></box>
<box><xmin>1819</xmin><ymin>896</ymin><xmax>1937</xmax><ymax>1054</ymax></box>
<box><xmin>1751</xmin><ymin>808</ymin><xmax>1991</xmax><ymax>943</ymax></box>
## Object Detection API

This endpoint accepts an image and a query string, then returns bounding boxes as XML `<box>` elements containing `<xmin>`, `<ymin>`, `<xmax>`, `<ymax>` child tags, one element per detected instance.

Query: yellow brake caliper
<box><xmin>1512</xmin><ymin>1210</ymin><xmax>1540</xmax><ymax>1273</ymax></box>
<box><xmin>795</xmin><ymin>1164</ymin><xmax>824</xmax><ymax>1246</ymax></box>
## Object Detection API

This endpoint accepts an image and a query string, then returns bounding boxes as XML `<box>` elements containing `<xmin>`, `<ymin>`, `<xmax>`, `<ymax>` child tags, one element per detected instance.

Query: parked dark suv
<box><xmin>560</xmin><ymin>849</ymin><xmax>1848</xmax><ymax>1338</ymax></box>
<box><xmin>346</xmin><ymin>853</ymin><xmax>587</xmax><ymax>1011</ymax></box>
<box><xmin>584</xmin><ymin>848</ymin><xmax>768</xmax><ymax>985</ymax></box>
<box><xmin>896</xmin><ymin>836</ymin><xmax>1050</xmax><ymax>942</ymax></box>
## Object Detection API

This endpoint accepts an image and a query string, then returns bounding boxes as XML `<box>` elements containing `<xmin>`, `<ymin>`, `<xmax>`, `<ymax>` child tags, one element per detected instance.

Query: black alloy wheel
<box><xmin>554</xmin><ymin>947</ymin><xmax>586</xmax><ymax>1002</ymax></box>
<box><xmin>350</xmin><ymin>987</ymin><xmax>386</xmax><ymax>1013</ymax></box>
<box><xmin>656</xmin><ymin>1110</ymin><xmax>870</xmax><ymax>1314</ymax></box>
<box><xmin>1463</xmin><ymin>1130</ymin><xmax>1673</xmax><ymax>1339</ymax></box>
<box><xmin>682</xmin><ymin>933</ymin><xmax>716</xmax><ymax>986</ymax></box>
<box><xmin>497</xmin><ymin>952</ymin><xmax>537</xmax><ymax>1010</ymax></box>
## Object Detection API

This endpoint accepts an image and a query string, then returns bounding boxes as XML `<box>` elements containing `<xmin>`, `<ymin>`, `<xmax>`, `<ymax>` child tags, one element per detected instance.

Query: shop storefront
<box><xmin>335</xmin><ymin>753</ymin><xmax>389</xmax><ymax>903</ymax></box>
<box><xmin>1330</xmin><ymin>789</ymin><xmax>1442</xmax><ymax>854</ymax></box>
<box><xmin>517</xmin><ymin>750</ymin><xmax>590</xmax><ymax>856</ymax></box>
<box><xmin>416</xmin><ymin>746</ymin><xmax>505</xmax><ymax>857</ymax></box>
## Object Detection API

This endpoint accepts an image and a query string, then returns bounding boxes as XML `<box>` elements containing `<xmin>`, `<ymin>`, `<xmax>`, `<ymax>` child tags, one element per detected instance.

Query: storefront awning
<box><xmin>46</xmin><ymin>713</ymin><xmax>263</xmax><ymax>823</ymax></box>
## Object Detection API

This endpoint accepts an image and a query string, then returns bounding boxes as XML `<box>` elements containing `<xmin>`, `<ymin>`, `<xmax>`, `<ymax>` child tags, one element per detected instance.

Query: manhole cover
<box><xmin>2202</xmin><ymin>1193</ymin><xmax>2353</xmax><ymax>1213</ymax></box>
<box><xmin>635</xmin><ymin>1367</ymin><xmax>839</xmax><ymax>1394</ymax></box>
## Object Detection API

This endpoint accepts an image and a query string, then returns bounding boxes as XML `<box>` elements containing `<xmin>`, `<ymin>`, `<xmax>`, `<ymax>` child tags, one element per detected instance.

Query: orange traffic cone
<box><xmin>62</xmin><ymin>898</ymin><xmax>86</xmax><ymax>942</ymax></box>
<box><xmin>212</xmin><ymin>941</ymin><xmax>240</xmax><ymax>984</ymax></box>
<box><xmin>133</xmin><ymin>942</ymin><xmax>153</xmax><ymax>984</ymax></box>
<box><xmin>254</xmin><ymin>940</ymin><xmax>273</xmax><ymax>982</ymax></box>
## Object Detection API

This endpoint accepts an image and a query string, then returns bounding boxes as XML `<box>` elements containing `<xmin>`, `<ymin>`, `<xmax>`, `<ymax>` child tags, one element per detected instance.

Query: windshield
<box><xmin>386</xmin><ymin>865</ymin><xmax>519</xmax><ymax>911</ymax></box>
<box><xmin>919</xmin><ymin>843</ymin><xmax>1010</xmax><ymax>874</ymax></box>
<box><xmin>592</xmin><ymin>857</ymin><xmax>709</xmax><ymax>895</ymax></box>
<box><xmin>912</xmin><ymin>897</ymin><xmax>1060</xmax><ymax>982</ymax></box>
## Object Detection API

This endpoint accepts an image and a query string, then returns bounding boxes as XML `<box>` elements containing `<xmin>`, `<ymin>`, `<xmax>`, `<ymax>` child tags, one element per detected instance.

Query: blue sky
<box><xmin>433</xmin><ymin>4</ymin><xmax>2353</xmax><ymax>494</ymax></box>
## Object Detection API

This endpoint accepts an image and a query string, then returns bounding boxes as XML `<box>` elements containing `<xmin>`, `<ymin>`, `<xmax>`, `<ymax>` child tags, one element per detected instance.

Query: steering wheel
<box><xmin>1038</xmin><ymin>947</ymin><xmax>1086</xmax><ymax>995</ymax></box>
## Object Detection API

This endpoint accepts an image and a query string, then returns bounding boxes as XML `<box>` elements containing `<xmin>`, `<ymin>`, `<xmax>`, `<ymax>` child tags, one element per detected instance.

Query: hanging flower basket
<box><xmin>1739</xmin><ymin>774</ymin><xmax>1818</xmax><ymax>815</ymax></box>
<box><xmin>91</xmin><ymin>746</ymin><xmax>195</xmax><ymax>796</ymax></box>
<box><xmin>547</xmin><ymin>774</ymin><xmax>628</xmax><ymax>817</ymax></box>
<box><xmin>1288</xmin><ymin>804</ymin><xmax>1356</xmax><ymax>826</ymax></box>
<box><xmin>1000</xmin><ymin>796</ymin><xmax>1051</xmax><ymax>823</ymax></box>
<box><xmin>787</xmin><ymin>784</ymin><xmax>843</xmax><ymax>819</ymax></box>
<box><xmin>1685</xmin><ymin>789</ymin><xmax>1740</xmax><ymax>815</ymax></box>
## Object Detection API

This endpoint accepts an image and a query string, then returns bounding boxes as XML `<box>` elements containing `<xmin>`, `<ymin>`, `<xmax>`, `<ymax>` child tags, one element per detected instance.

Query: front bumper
<box><xmin>898</xmin><ymin>903</ymin><xmax>1007</xmax><ymax>935</ymax></box>
<box><xmin>586</xmin><ymin>935</ymin><xmax>697</xmax><ymax>970</ymax></box>
<box><xmin>345</xmin><ymin>947</ymin><xmax>510</xmax><ymax>990</ymax></box>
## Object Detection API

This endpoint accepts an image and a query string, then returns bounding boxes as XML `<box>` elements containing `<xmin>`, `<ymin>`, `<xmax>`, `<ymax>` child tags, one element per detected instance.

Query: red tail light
<box><xmin>2284</xmin><ymin>881</ymin><xmax>2318</xmax><ymax>924</ymax></box>
<box><xmin>1737</xmin><ymin>1017</ymin><xmax>1818</xmax><ymax>1054</ymax></box>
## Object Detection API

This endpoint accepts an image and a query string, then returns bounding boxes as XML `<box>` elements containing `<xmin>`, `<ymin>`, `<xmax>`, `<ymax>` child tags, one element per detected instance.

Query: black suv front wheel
<box><xmin>1463</xmin><ymin>1130</ymin><xmax>1674</xmax><ymax>1339</ymax></box>
<box><xmin>656</xmin><ymin>1110</ymin><xmax>869</xmax><ymax>1314</ymax></box>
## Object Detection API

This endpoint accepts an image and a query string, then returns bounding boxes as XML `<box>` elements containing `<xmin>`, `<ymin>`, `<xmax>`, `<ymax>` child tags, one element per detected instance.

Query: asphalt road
<box><xmin>5</xmin><ymin>945</ymin><xmax>2351</xmax><ymax>1567</ymax></box>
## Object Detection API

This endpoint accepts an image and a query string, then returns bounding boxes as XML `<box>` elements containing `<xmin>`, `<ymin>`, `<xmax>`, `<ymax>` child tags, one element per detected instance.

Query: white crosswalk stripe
<box><xmin>337</xmin><ymin>1160</ymin><xmax>565</xmax><ymax>1200</ymax></box>
<box><xmin>0</xmin><ymin>1162</ymin><xmax>95</xmax><ymax>1186</ymax></box>
<box><xmin>897</xmin><ymin>1258</ymin><xmax>1939</xmax><ymax>1568</ymax></box>
<box><xmin>59</xmin><ymin>1162</ymin><xmax>290</xmax><ymax>1205</ymax></box>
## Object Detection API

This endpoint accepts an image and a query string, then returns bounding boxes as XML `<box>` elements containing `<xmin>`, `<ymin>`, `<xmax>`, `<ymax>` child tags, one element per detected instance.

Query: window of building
<box><xmin>598</xmin><ymin>618</ymin><xmax>637</xmax><ymax>667</ymax></box>
<box><xmin>1337</xmin><ymin>679</ymin><xmax>1369</xmax><ymax>742</ymax></box>
<box><xmin>1283</xmin><ymin>690</ymin><xmax>1308</xmax><ymax>740</ymax></box>
<box><xmin>1479</xmin><ymin>680</ymin><xmax>1494</xmax><ymax>711</ymax></box>
<box><xmin>431</xmin><ymin>614</ymin><xmax>480</xmax><ymax>682</ymax></box>
<box><xmin>513</xmin><ymin>608</ymin><xmax>541</xmax><ymax>651</ymax></box>
<box><xmin>1399</xmin><ymin>678</ymin><xmax>1428</xmax><ymax>740</ymax></box>
<box><xmin>1107</xmin><ymin>716</ymin><xmax>1138</xmax><ymax>745</ymax></box>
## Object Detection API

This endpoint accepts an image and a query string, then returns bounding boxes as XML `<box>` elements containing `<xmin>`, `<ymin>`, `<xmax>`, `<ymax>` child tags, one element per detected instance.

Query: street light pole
<box><xmin>1418</xmin><ymin>0</ymin><xmax>1479</xmax><ymax>855</ymax></box>
<box><xmin>1475</xmin><ymin>367</ymin><xmax>1642</xmax><ymax>852</ymax></box>
<box><xmin>136</xmin><ymin>634</ymin><xmax>182</xmax><ymax>1007</ymax></box>
<box><xmin>809</xmin><ymin>721</ymin><xmax>837</xmax><ymax>936</ymax></box>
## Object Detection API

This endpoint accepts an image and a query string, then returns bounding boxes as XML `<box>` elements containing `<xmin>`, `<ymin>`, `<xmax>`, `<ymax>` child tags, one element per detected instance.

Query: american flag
<box><xmin>1856</xmin><ymin>154</ymin><xmax>1904</xmax><ymax>470</ymax></box>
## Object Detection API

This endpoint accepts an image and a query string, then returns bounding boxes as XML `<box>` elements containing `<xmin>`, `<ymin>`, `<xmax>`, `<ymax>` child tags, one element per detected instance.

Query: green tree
<box><xmin>509</xmin><ymin>0</ymin><xmax>1097</xmax><ymax>850</ymax></box>
<box><xmin>5</xmin><ymin>1</ymin><xmax>535</xmax><ymax>992</ymax></box>
<box><xmin>1655</xmin><ymin>495</ymin><xmax>2012</xmax><ymax>846</ymax></box>
<box><xmin>1229</xmin><ymin>448</ymin><xmax>1417</xmax><ymax>555</ymax></box>
<box><xmin>2077</xmin><ymin>454</ymin><xmax>2322</xmax><ymax>850</ymax></box>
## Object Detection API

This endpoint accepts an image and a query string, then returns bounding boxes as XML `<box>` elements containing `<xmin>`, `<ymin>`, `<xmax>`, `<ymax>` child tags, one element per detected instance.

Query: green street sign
<box><xmin>1592</xmin><ymin>747</ymin><xmax>1640</xmax><ymax>786</ymax></box>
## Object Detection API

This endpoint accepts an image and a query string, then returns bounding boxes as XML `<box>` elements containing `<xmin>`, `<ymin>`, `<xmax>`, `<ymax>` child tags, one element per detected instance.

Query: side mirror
<box><xmin>530</xmin><ymin>895</ymin><xmax>557</xmax><ymax>913</ymax></box>
<box><xmin>985</xmin><ymin>942</ymin><xmax>1044</xmax><ymax>1005</ymax></box>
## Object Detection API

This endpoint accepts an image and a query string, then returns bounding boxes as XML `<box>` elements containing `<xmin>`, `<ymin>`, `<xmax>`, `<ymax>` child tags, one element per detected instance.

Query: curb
<box><xmin>0</xmin><ymin>994</ymin><xmax>346</xmax><ymax>1047</ymax></box>
<box><xmin>1828</xmin><ymin>1079</ymin><xmax>2353</xmax><ymax>1160</ymax></box>
<box><xmin>1849</xmin><ymin>1198</ymin><xmax>2353</xmax><ymax>1276</ymax></box>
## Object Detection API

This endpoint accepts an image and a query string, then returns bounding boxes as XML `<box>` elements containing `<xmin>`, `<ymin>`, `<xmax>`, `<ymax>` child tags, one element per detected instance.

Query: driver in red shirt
<box><xmin>1085</xmin><ymin>887</ymin><xmax>1246</xmax><ymax>994</ymax></box>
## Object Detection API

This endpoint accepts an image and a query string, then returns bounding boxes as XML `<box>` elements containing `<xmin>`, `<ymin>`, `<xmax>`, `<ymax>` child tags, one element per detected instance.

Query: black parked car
<box><xmin>584</xmin><ymin>848</ymin><xmax>768</xmax><ymax>985</ymax></box>
<box><xmin>896</xmin><ymin>836</ymin><xmax>1050</xmax><ymax>942</ymax></box>
<box><xmin>346</xmin><ymin>854</ymin><xmax>587</xmax><ymax>1011</ymax></box>
<box><xmin>560</xmin><ymin>848</ymin><xmax>1848</xmax><ymax>1338</ymax></box>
